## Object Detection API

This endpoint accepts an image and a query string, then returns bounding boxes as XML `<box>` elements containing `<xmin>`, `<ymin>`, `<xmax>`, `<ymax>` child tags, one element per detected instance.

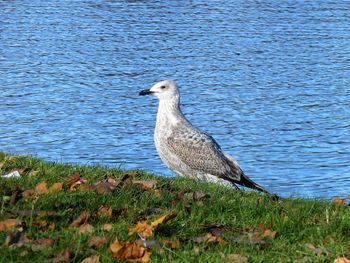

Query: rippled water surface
<box><xmin>1</xmin><ymin>0</ymin><xmax>349</xmax><ymax>199</ymax></box>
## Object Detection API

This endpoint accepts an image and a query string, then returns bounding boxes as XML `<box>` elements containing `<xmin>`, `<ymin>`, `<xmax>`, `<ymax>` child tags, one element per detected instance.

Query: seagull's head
<box><xmin>139</xmin><ymin>80</ymin><xmax>179</xmax><ymax>101</ymax></box>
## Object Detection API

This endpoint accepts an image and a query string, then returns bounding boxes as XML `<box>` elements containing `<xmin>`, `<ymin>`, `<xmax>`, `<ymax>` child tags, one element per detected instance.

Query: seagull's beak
<box><xmin>139</xmin><ymin>89</ymin><xmax>154</xmax><ymax>96</ymax></box>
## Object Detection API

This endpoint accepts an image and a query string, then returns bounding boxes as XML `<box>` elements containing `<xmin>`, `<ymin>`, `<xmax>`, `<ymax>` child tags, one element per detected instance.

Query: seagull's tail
<box><xmin>224</xmin><ymin>154</ymin><xmax>280</xmax><ymax>200</ymax></box>
<box><xmin>239</xmin><ymin>174</ymin><xmax>269</xmax><ymax>194</ymax></box>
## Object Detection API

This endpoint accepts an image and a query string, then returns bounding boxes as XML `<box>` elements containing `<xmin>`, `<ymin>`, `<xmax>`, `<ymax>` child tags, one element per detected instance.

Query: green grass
<box><xmin>0</xmin><ymin>153</ymin><xmax>349</xmax><ymax>262</ymax></box>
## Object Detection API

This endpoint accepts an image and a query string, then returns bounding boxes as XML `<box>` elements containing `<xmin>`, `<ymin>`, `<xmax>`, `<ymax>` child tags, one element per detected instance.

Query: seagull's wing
<box><xmin>166</xmin><ymin>127</ymin><xmax>241</xmax><ymax>180</ymax></box>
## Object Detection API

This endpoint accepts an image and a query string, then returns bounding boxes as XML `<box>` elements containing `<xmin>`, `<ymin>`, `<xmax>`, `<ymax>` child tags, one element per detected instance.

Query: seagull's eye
<box><xmin>160</xmin><ymin>85</ymin><xmax>166</xmax><ymax>90</ymax></box>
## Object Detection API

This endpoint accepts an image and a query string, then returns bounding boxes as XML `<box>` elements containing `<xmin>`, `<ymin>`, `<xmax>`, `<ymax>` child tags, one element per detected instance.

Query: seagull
<box><xmin>139</xmin><ymin>80</ymin><xmax>270</xmax><ymax>195</ymax></box>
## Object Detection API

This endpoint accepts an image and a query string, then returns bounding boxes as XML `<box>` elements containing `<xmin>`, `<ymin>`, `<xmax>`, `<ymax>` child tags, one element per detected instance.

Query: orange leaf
<box><xmin>0</xmin><ymin>219</ymin><xmax>22</xmax><ymax>232</ymax></box>
<box><xmin>150</xmin><ymin>213</ymin><xmax>176</xmax><ymax>228</ymax></box>
<box><xmin>110</xmin><ymin>240</ymin><xmax>151</xmax><ymax>262</ymax></box>
<box><xmin>333</xmin><ymin>198</ymin><xmax>346</xmax><ymax>207</ymax></box>
<box><xmin>50</xmin><ymin>182</ymin><xmax>63</xmax><ymax>192</ymax></box>
<box><xmin>129</xmin><ymin>222</ymin><xmax>154</xmax><ymax>239</ymax></box>
<box><xmin>35</xmin><ymin>182</ymin><xmax>50</xmax><ymax>195</ymax></box>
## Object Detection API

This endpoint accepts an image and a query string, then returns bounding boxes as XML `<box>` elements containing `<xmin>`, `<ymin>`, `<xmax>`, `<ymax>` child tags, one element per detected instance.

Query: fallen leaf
<box><xmin>204</xmin><ymin>224</ymin><xmax>231</xmax><ymax>237</ymax></box>
<box><xmin>31</xmin><ymin>238</ymin><xmax>54</xmax><ymax>251</ymax></box>
<box><xmin>98</xmin><ymin>206</ymin><xmax>112</xmax><ymax>218</ymax></box>
<box><xmin>93</xmin><ymin>179</ymin><xmax>118</xmax><ymax>194</ymax></box>
<box><xmin>22</xmin><ymin>189</ymin><xmax>36</xmax><ymax>200</ymax></box>
<box><xmin>129</xmin><ymin>222</ymin><xmax>154</xmax><ymax>239</ymax></box>
<box><xmin>333</xmin><ymin>198</ymin><xmax>346</xmax><ymax>207</ymax></box>
<box><xmin>132</xmin><ymin>180</ymin><xmax>157</xmax><ymax>191</ymax></box>
<box><xmin>50</xmin><ymin>182</ymin><xmax>63</xmax><ymax>192</ymax></box>
<box><xmin>192</xmin><ymin>191</ymin><xmax>209</xmax><ymax>201</ymax></box>
<box><xmin>335</xmin><ymin>257</ymin><xmax>350</xmax><ymax>263</ymax></box>
<box><xmin>110</xmin><ymin>239</ymin><xmax>151</xmax><ymax>262</ymax></box>
<box><xmin>258</xmin><ymin>223</ymin><xmax>277</xmax><ymax>239</ymax></box>
<box><xmin>35</xmin><ymin>182</ymin><xmax>50</xmax><ymax>195</ymax></box>
<box><xmin>69</xmin><ymin>211</ymin><xmax>90</xmax><ymax>227</ymax></box>
<box><xmin>0</xmin><ymin>219</ymin><xmax>22</xmax><ymax>232</ymax></box>
<box><xmin>49</xmin><ymin>249</ymin><xmax>71</xmax><ymax>262</ymax></box>
<box><xmin>225</xmin><ymin>253</ymin><xmax>248</xmax><ymax>262</ymax></box>
<box><xmin>193</xmin><ymin>233</ymin><xmax>227</xmax><ymax>245</ymax></box>
<box><xmin>78</xmin><ymin>224</ymin><xmax>94</xmax><ymax>235</ymax></box>
<box><xmin>162</xmin><ymin>239</ymin><xmax>180</xmax><ymax>250</ymax></box>
<box><xmin>81</xmin><ymin>255</ymin><xmax>100</xmax><ymax>263</ymax></box>
<box><xmin>102</xmin><ymin>224</ymin><xmax>113</xmax><ymax>232</ymax></box>
<box><xmin>32</xmin><ymin>220</ymin><xmax>55</xmax><ymax>232</ymax></box>
<box><xmin>88</xmin><ymin>236</ymin><xmax>109</xmax><ymax>248</ymax></box>
<box><xmin>151</xmin><ymin>213</ymin><xmax>177</xmax><ymax>228</ymax></box>
<box><xmin>129</xmin><ymin>213</ymin><xmax>177</xmax><ymax>239</ymax></box>
<box><xmin>67</xmin><ymin>172</ymin><xmax>88</xmax><ymax>190</ymax></box>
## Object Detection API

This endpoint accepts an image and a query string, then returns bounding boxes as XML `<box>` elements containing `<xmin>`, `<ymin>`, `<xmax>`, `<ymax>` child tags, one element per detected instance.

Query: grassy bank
<box><xmin>0</xmin><ymin>153</ymin><xmax>349</xmax><ymax>262</ymax></box>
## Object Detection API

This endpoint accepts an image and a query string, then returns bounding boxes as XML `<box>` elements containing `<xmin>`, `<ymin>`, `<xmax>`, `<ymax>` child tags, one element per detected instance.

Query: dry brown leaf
<box><xmin>31</xmin><ymin>238</ymin><xmax>54</xmax><ymax>251</ymax></box>
<box><xmin>81</xmin><ymin>255</ymin><xmax>100</xmax><ymax>263</ymax></box>
<box><xmin>32</xmin><ymin>220</ymin><xmax>55</xmax><ymax>232</ymax></box>
<box><xmin>78</xmin><ymin>224</ymin><xmax>94</xmax><ymax>235</ymax></box>
<box><xmin>132</xmin><ymin>180</ymin><xmax>157</xmax><ymax>190</ymax></box>
<box><xmin>110</xmin><ymin>239</ymin><xmax>151</xmax><ymax>262</ymax></box>
<box><xmin>22</xmin><ymin>189</ymin><xmax>36</xmax><ymax>200</ymax></box>
<box><xmin>335</xmin><ymin>257</ymin><xmax>350</xmax><ymax>263</ymax></box>
<box><xmin>0</xmin><ymin>219</ymin><xmax>22</xmax><ymax>232</ymax></box>
<box><xmin>225</xmin><ymin>253</ymin><xmax>248</xmax><ymax>262</ymax></box>
<box><xmin>69</xmin><ymin>211</ymin><xmax>90</xmax><ymax>227</ymax></box>
<box><xmin>162</xmin><ymin>239</ymin><xmax>180</xmax><ymax>250</ymax></box>
<box><xmin>129</xmin><ymin>222</ymin><xmax>154</xmax><ymax>239</ymax></box>
<box><xmin>35</xmin><ymin>182</ymin><xmax>50</xmax><ymax>195</ymax></box>
<box><xmin>150</xmin><ymin>213</ymin><xmax>176</xmax><ymax>228</ymax></box>
<box><xmin>333</xmin><ymin>198</ymin><xmax>346</xmax><ymax>207</ymax></box>
<box><xmin>67</xmin><ymin>172</ymin><xmax>88</xmax><ymax>190</ymax></box>
<box><xmin>102</xmin><ymin>224</ymin><xmax>113</xmax><ymax>232</ymax></box>
<box><xmin>49</xmin><ymin>249</ymin><xmax>71</xmax><ymax>262</ymax></box>
<box><xmin>258</xmin><ymin>224</ymin><xmax>277</xmax><ymax>239</ymax></box>
<box><xmin>98</xmin><ymin>206</ymin><xmax>112</xmax><ymax>218</ymax></box>
<box><xmin>50</xmin><ymin>182</ymin><xmax>63</xmax><ymax>192</ymax></box>
<box><xmin>93</xmin><ymin>179</ymin><xmax>118</xmax><ymax>194</ymax></box>
<box><xmin>193</xmin><ymin>233</ymin><xmax>227</xmax><ymax>245</ymax></box>
<box><xmin>88</xmin><ymin>236</ymin><xmax>109</xmax><ymax>248</ymax></box>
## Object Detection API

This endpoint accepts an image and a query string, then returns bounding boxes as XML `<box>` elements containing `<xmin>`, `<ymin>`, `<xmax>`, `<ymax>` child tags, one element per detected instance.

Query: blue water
<box><xmin>1</xmin><ymin>0</ymin><xmax>349</xmax><ymax>199</ymax></box>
